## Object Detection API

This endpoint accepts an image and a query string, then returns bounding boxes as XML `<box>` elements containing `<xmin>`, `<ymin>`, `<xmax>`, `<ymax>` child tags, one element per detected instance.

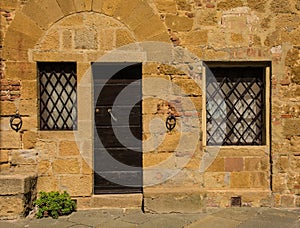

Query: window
<box><xmin>205</xmin><ymin>62</ymin><xmax>270</xmax><ymax>146</ymax></box>
<box><xmin>38</xmin><ymin>62</ymin><xmax>77</xmax><ymax>130</ymax></box>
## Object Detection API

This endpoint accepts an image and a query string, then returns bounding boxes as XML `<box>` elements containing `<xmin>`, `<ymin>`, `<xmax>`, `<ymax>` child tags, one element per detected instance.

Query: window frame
<box><xmin>38</xmin><ymin>61</ymin><xmax>78</xmax><ymax>131</ymax></box>
<box><xmin>202</xmin><ymin>61</ymin><xmax>271</xmax><ymax>147</ymax></box>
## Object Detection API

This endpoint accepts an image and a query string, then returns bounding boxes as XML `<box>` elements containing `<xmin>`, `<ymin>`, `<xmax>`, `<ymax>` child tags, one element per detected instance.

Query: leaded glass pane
<box><xmin>206</xmin><ymin>67</ymin><xmax>265</xmax><ymax>145</ymax></box>
<box><xmin>38</xmin><ymin>62</ymin><xmax>77</xmax><ymax>130</ymax></box>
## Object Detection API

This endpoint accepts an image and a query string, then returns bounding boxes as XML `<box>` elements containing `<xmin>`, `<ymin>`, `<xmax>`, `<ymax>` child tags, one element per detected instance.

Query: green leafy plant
<box><xmin>34</xmin><ymin>191</ymin><xmax>76</xmax><ymax>219</ymax></box>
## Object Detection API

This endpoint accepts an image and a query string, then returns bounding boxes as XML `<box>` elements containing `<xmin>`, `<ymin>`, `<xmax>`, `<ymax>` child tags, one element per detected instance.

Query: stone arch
<box><xmin>2</xmin><ymin>0</ymin><xmax>170</xmax><ymax>62</ymax></box>
<box><xmin>31</xmin><ymin>12</ymin><xmax>139</xmax><ymax>62</ymax></box>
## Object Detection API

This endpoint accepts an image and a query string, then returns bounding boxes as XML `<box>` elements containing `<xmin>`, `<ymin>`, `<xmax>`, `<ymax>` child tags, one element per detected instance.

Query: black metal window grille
<box><xmin>38</xmin><ymin>62</ymin><xmax>77</xmax><ymax>130</ymax></box>
<box><xmin>206</xmin><ymin>67</ymin><xmax>265</xmax><ymax>146</ymax></box>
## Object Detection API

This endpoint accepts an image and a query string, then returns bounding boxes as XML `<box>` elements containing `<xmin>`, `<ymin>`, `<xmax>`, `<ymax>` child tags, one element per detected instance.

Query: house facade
<box><xmin>1</xmin><ymin>0</ymin><xmax>300</xmax><ymax>218</ymax></box>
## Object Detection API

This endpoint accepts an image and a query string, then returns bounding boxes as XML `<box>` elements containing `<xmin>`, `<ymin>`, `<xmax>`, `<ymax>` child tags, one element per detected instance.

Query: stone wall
<box><xmin>0</xmin><ymin>175</ymin><xmax>37</xmax><ymax>219</ymax></box>
<box><xmin>142</xmin><ymin>62</ymin><xmax>204</xmax><ymax>212</ymax></box>
<box><xmin>0</xmin><ymin>0</ymin><xmax>299</xmax><ymax>211</ymax></box>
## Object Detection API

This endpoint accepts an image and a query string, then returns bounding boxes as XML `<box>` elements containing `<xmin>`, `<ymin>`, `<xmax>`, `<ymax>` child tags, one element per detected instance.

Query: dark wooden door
<box><xmin>92</xmin><ymin>63</ymin><xmax>142</xmax><ymax>194</ymax></box>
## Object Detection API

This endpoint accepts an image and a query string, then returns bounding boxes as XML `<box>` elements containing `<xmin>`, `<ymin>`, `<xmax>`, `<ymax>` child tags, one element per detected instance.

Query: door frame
<box><xmin>92</xmin><ymin>62</ymin><xmax>143</xmax><ymax>194</ymax></box>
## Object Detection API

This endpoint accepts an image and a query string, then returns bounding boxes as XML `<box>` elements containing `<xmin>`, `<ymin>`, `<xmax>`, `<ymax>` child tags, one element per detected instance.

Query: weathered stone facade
<box><xmin>1</xmin><ymin>0</ymin><xmax>300</xmax><ymax>217</ymax></box>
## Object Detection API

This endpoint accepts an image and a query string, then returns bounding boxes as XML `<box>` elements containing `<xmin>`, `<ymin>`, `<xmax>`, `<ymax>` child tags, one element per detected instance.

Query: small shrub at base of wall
<box><xmin>34</xmin><ymin>191</ymin><xmax>76</xmax><ymax>219</ymax></box>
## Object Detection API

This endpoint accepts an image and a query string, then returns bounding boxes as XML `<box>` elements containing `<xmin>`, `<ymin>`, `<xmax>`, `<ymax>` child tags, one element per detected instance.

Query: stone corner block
<box><xmin>0</xmin><ymin>175</ymin><xmax>37</xmax><ymax>195</ymax></box>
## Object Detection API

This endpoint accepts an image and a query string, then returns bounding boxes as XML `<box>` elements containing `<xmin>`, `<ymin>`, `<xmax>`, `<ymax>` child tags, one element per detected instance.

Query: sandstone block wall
<box><xmin>0</xmin><ymin>175</ymin><xmax>37</xmax><ymax>218</ymax></box>
<box><xmin>0</xmin><ymin>0</ymin><xmax>299</xmax><ymax>210</ymax></box>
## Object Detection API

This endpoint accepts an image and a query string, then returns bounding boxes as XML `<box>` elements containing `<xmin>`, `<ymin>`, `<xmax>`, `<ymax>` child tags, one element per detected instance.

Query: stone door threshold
<box><xmin>90</xmin><ymin>194</ymin><xmax>143</xmax><ymax>209</ymax></box>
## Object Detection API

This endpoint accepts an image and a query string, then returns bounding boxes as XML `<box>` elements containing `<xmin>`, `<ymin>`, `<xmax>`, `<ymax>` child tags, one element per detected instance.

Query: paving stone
<box><xmin>140</xmin><ymin>215</ymin><xmax>188</xmax><ymax>228</ymax></box>
<box><xmin>119</xmin><ymin>211</ymin><xmax>151</xmax><ymax>225</ymax></box>
<box><xmin>23</xmin><ymin>217</ymin><xmax>74</xmax><ymax>228</ymax></box>
<box><xmin>187</xmin><ymin>215</ymin><xmax>242</xmax><ymax>228</ymax></box>
<box><xmin>68</xmin><ymin>210</ymin><xmax>122</xmax><ymax>227</ymax></box>
<box><xmin>97</xmin><ymin>219</ymin><xmax>138</xmax><ymax>228</ymax></box>
<box><xmin>0</xmin><ymin>208</ymin><xmax>299</xmax><ymax>227</ymax></box>
<box><xmin>211</xmin><ymin>207</ymin><xmax>258</xmax><ymax>222</ymax></box>
<box><xmin>237</xmin><ymin>220</ymin><xmax>273</xmax><ymax>228</ymax></box>
<box><xmin>236</xmin><ymin>208</ymin><xmax>300</xmax><ymax>228</ymax></box>
<box><xmin>0</xmin><ymin>221</ymin><xmax>24</xmax><ymax>228</ymax></box>
<box><xmin>69</xmin><ymin>225</ymin><xmax>91</xmax><ymax>228</ymax></box>
<box><xmin>181</xmin><ymin>213</ymin><xmax>211</xmax><ymax>224</ymax></box>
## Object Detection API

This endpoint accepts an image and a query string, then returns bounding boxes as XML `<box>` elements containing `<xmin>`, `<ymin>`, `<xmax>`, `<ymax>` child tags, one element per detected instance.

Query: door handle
<box><xmin>107</xmin><ymin>108</ymin><xmax>118</xmax><ymax>122</ymax></box>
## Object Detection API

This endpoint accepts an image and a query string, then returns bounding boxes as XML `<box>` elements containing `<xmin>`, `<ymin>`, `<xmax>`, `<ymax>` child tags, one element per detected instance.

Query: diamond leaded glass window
<box><xmin>38</xmin><ymin>62</ymin><xmax>77</xmax><ymax>130</ymax></box>
<box><xmin>206</xmin><ymin>66</ymin><xmax>266</xmax><ymax>146</ymax></box>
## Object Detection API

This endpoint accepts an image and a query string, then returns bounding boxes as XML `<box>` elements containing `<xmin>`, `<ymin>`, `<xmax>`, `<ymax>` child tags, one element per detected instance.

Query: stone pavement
<box><xmin>0</xmin><ymin>207</ymin><xmax>299</xmax><ymax>228</ymax></box>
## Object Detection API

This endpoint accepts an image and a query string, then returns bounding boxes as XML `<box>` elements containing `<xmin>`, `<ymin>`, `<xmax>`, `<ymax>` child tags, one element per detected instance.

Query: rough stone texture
<box><xmin>206</xmin><ymin>158</ymin><xmax>225</xmax><ymax>172</ymax></box>
<box><xmin>205</xmin><ymin>191</ymin><xmax>272</xmax><ymax>208</ymax></box>
<box><xmin>121</xmin><ymin>1</ymin><xmax>154</xmax><ymax>30</ymax></box>
<box><xmin>230</xmin><ymin>172</ymin><xmax>251</xmax><ymax>188</ymax></box>
<box><xmin>91</xmin><ymin>0</ymin><xmax>103</xmax><ymax>13</ymax></box>
<box><xmin>39</xmin><ymin>30</ymin><xmax>60</xmax><ymax>51</ymax></box>
<box><xmin>101</xmin><ymin>0</ymin><xmax>122</xmax><ymax>16</ymax></box>
<box><xmin>91</xmin><ymin>194</ymin><xmax>142</xmax><ymax>208</ymax></box>
<box><xmin>245</xmin><ymin>157</ymin><xmax>268</xmax><ymax>171</ymax></box>
<box><xmin>134</xmin><ymin>15</ymin><xmax>166</xmax><ymax>41</ymax></box>
<box><xmin>22</xmin><ymin>0</ymin><xmax>64</xmax><ymax>30</ymax></box>
<box><xmin>59</xmin><ymin>141</ymin><xmax>80</xmax><ymax>156</ymax></box>
<box><xmin>154</xmin><ymin>0</ymin><xmax>177</xmax><ymax>13</ymax></box>
<box><xmin>0</xmin><ymin>175</ymin><xmax>37</xmax><ymax>219</ymax></box>
<box><xmin>217</xmin><ymin>0</ymin><xmax>243</xmax><ymax>10</ymax></box>
<box><xmin>73</xmin><ymin>0</ymin><xmax>93</xmax><ymax>12</ymax></box>
<box><xmin>0</xmin><ymin>101</ymin><xmax>18</xmax><ymax>115</ymax></box>
<box><xmin>0</xmin><ymin>150</ymin><xmax>9</xmax><ymax>164</ymax></box>
<box><xmin>9</xmin><ymin>150</ymin><xmax>38</xmax><ymax>166</ymax></box>
<box><xmin>53</xmin><ymin>159</ymin><xmax>80</xmax><ymax>174</ymax></box>
<box><xmin>0</xmin><ymin>131</ymin><xmax>21</xmax><ymax>149</ymax></box>
<box><xmin>270</xmin><ymin>0</ymin><xmax>293</xmax><ymax>13</ymax></box>
<box><xmin>1</xmin><ymin>0</ymin><xmax>300</xmax><ymax>210</ymax></box>
<box><xmin>22</xmin><ymin>131</ymin><xmax>37</xmax><ymax>149</ymax></box>
<box><xmin>0</xmin><ymin>0</ymin><xmax>19</xmax><ymax>8</ymax></box>
<box><xmin>0</xmin><ymin>196</ymin><xmax>24</xmax><ymax>218</ymax></box>
<box><xmin>81</xmin><ymin>159</ymin><xmax>93</xmax><ymax>175</ymax></box>
<box><xmin>20</xmin><ymin>80</ymin><xmax>37</xmax><ymax>99</ymax></box>
<box><xmin>204</xmin><ymin>172</ymin><xmax>229</xmax><ymax>188</ymax></box>
<box><xmin>37</xmin><ymin>176</ymin><xmax>58</xmax><ymax>192</ymax></box>
<box><xmin>37</xmin><ymin>160</ymin><xmax>52</xmax><ymax>175</ymax></box>
<box><xmin>144</xmin><ymin>188</ymin><xmax>204</xmax><ymax>213</ymax></box>
<box><xmin>116</xmin><ymin>30</ymin><xmax>135</xmax><ymax>47</ymax></box>
<box><xmin>283</xmin><ymin>119</ymin><xmax>300</xmax><ymax>136</ymax></box>
<box><xmin>38</xmin><ymin>132</ymin><xmax>76</xmax><ymax>141</ymax></box>
<box><xmin>143</xmin><ymin>152</ymin><xmax>175</xmax><ymax>168</ymax></box>
<box><xmin>75</xmin><ymin>28</ymin><xmax>97</xmax><ymax>50</ymax></box>
<box><xmin>165</xmin><ymin>14</ymin><xmax>193</xmax><ymax>32</ymax></box>
<box><xmin>18</xmin><ymin>99</ymin><xmax>38</xmax><ymax>116</ymax></box>
<box><xmin>75</xmin><ymin>197</ymin><xmax>91</xmax><ymax>209</ymax></box>
<box><xmin>4</xmin><ymin>62</ymin><xmax>36</xmax><ymax>80</ymax></box>
<box><xmin>247</xmin><ymin>0</ymin><xmax>267</xmax><ymax>12</ymax></box>
<box><xmin>281</xmin><ymin>195</ymin><xmax>295</xmax><ymax>208</ymax></box>
<box><xmin>35</xmin><ymin>140</ymin><xmax>58</xmax><ymax>160</ymax></box>
<box><xmin>113</xmin><ymin>0</ymin><xmax>141</xmax><ymax>21</ymax></box>
<box><xmin>181</xmin><ymin>30</ymin><xmax>209</xmax><ymax>46</ymax></box>
<box><xmin>3</xmin><ymin>11</ymin><xmax>43</xmax><ymax>46</ymax></box>
<box><xmin>224</xmin><ymin>158</ymin><xmax>243</xmax><ymax>172</ymax></box>
<box><xmin>195</xmin><ymin>10</ymin><xmax>218</xmax><ymax>27</ymax></box>
<box><xmin>0</xmin><ymin>175</ymin><xmax>35</xmax><ymax>195</ymax></box>
<box><xmin>59</xmin><ymin>175</ymin><xmax>92</xmax><ymax>197</ymax></box>
<box><xmin>56</xmin><ymin>0</ymin><xmax>77</xmax><ymax>15</ymax></box>
<box><xmin>285</xmin><ymin>48</ymin><xmax>300</xmax><ymax>84</ymax></box>
<box><xmin>172</xmin><ymin>78</ymin><xmax>202</xmax><ymax>96</ymax></box>
<box><xmin>250</xmin><ymin>172</ymin><xmax>269</xmax><ymax>188</ymax></box>
<box><xmin>60</xmin><ymin>14</ymin><xmax>84</xmax><ymax>26</ymax></box>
